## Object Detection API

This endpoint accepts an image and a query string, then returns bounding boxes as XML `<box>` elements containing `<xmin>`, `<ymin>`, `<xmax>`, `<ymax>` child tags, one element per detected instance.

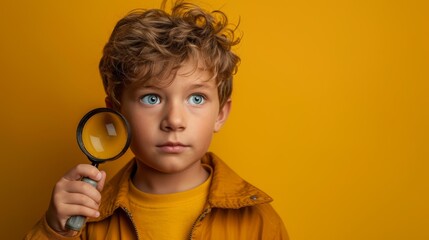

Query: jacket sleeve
<box><xmin>274</xmin><ymin>217</ymin><xmax>289</xmax><ymax>240</ymax></box>
<box><xmin>256</xmin><ymin>203</ymin><xmax>289</xmax><ymax>240</ymax></box>
<box><xmin>24</xmin><ymin>214</ymin><xmax>85</xmax><ymax>240</ymax></box>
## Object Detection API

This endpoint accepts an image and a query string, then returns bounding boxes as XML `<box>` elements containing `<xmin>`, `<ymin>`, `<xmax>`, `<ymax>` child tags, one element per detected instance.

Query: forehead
<box><xmin>133</xmin><ymin>58</ymin><xmax>216</xmax><ymax>89</ymax></box>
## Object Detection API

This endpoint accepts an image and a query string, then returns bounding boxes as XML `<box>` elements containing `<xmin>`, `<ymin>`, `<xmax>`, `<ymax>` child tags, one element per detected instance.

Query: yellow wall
<box><xmin>1</xmin><ymin>0</ymin><xmax>427</xmax><ymax>239</ymax></box>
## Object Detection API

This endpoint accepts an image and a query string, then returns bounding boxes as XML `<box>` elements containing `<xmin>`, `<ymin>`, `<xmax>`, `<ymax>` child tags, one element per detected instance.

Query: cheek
<box><xmin>131</xmin><ymin>119</ymin><xmax>152</xmax><ymax>135</ymax></box>
<box><xmin>127</xmin><ymin>114</ymin><xmax>156</xmax><ymax>141</ymax></box>
<box><xmin>195</xmin><ymin>118</ymin><xmax>217</xmax><ymax>138</ymax></box>
<box><xmin>129</xmin><ymin>123</ymin><xmax>156</xmax><ymax>156</ymax></box>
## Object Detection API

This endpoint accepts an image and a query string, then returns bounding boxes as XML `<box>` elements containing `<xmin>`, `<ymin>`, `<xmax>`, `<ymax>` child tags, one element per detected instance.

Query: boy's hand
<box><xmin>45</xmin><ymin>164</ymin><xmax>107</xmax><ymax>236</ymax></box>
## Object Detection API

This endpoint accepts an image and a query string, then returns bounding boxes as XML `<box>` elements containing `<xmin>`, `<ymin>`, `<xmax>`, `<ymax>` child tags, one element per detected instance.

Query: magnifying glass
<box><xmin>65</xmin><ymin>108</ymin><xmax>131</xmax><ymax>231</ymax></box>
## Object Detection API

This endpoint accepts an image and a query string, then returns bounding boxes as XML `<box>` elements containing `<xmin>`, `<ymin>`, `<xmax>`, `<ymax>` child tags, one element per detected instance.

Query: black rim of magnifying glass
<box><xmin>76</xmin><ymin>108</ymin><xmax>131</xmax><ymax>165</ymax></box>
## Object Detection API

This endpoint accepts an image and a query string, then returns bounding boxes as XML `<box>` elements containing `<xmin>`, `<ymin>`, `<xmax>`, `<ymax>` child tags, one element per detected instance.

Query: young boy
<box><xmin>25</xmin><ymin>1</ymin><xmax>287</xmax><ymax>239</ymax></box>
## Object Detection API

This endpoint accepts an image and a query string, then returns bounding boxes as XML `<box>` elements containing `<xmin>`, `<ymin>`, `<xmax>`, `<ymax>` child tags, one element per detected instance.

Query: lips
<box><xmin>156</xmin><ymin>142</ymin><xmax>189</xmax><ymax>153</ymax></box>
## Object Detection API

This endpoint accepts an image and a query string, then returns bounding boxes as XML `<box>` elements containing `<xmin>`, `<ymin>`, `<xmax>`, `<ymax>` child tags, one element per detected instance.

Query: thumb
<box><xmin>96</xmin><ymin>171</ymin><xmax>107</xmax><ymax>192</ymax></box>
<box><xmin>63</xmin><ymin>164</ymin><xmax>102</xmax><ymax>182</ymax></box>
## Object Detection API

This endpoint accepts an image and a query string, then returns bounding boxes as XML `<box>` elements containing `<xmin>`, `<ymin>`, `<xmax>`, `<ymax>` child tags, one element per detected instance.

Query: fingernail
<box><xmin>96</xmin><ymin>172</ymin><xmax>102</xmax><ymax>180</ymax></box>
<box><xmin>95</xmin><ymin>211</ymin><xmax>100</xmax><ymax>217</ymax></box>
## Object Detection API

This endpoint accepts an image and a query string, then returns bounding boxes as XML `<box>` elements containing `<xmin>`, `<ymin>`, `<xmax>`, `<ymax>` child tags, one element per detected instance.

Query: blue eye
<box><xmin>140</xmin><ymin>94</ymin><xmax>160</xmax><ymax>105</ymax></box>
<box><xmin>188</xmin><ymin>94</ymin><xmax>205</xmax><ymax>105</ymax></box>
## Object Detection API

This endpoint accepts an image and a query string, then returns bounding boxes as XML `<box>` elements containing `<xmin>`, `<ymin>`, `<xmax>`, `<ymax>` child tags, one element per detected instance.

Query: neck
<box><xmin>132</xmin><ymin>159</ymin><xmax>209</xmax><ymax>194</ymax></box>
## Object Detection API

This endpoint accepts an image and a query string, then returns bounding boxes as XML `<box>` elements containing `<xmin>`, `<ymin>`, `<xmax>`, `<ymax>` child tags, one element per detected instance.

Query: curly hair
<box><xmin>99</xmin><ymin>0</ymin><xmax>241</xmax><ymax>109</ymax></box>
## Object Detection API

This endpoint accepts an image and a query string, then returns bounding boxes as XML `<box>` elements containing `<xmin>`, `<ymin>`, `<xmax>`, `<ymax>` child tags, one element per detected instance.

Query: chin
<box><xmin>139</xmin><ymin>155</ymin><xmax>200</xmax><ymax>173</ymax></box>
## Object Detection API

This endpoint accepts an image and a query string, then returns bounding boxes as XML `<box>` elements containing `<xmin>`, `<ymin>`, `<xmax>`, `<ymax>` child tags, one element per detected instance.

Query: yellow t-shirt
<box><xmin>128</xmin><ymin>167</ymin><xmax>211</xmax><ymax>240</ymax></box>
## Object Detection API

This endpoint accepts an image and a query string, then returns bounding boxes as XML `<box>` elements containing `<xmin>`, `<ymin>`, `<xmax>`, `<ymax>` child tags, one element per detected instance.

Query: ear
<box><xmin>214</xmin><ymin>99</ymin><xmax>232</xmax><ymax>132</ymax></box>
<box><xmin>105</xmin><ymin>96</ymin><xmax>114</xmax><ymax>109</ymax></box>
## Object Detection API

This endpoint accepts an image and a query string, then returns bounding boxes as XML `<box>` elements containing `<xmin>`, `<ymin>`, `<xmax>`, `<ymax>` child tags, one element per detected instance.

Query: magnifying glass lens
<box><xmin>80</xmin><ymin>111</ymin><xmax>129</xmax><ymax>160</ymax></box>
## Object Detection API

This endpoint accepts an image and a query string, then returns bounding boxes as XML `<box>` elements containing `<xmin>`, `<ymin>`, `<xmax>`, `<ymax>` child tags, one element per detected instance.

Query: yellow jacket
<box><xmin>25</xmin><ymin>152</ymin><xmax>288</xmax><ymax>239</ymax></box>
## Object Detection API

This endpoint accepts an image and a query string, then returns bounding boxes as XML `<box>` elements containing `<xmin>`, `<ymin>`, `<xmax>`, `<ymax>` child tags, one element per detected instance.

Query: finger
<box><xmin>59</xmin><ymin>202</ymin><xmax>100</xmax><ymax>219</ymax></box>
<box><xmin>63</xmin><ymin>164</ymin><xmax>102</xmax><ymax>182</ymax></box>
<box><xmin>61</xmin><ymin>192</ymin><xmax>100</xmax><ymax>211</ymax></box>
<box><xmin>53</xmin><ymin>180</ymin><xmax>101</xmax><ymax>205</ymax></box>
<box><xmin>48</xmin><ymin>194</ymin><xmax>100</xmax><ymax>231</ymax></box>
<box><xmin>59</xmin><ymin>181</ymin><xmax>102</xmax><ymax>204</ymax></box>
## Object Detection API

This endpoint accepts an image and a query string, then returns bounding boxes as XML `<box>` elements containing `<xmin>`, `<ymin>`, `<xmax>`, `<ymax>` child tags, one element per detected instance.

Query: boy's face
<box><xmin>118</xmin><ymin>60</ymin><xmax>230</xmax><ymax>174</ymax></box>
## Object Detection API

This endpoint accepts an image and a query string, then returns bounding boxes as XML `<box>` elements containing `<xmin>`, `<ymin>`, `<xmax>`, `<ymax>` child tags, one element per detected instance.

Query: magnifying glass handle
<box><xmin>65</xmin><ymin>177</ymin><xmax>98</xmax><ymax>231</ymax></box>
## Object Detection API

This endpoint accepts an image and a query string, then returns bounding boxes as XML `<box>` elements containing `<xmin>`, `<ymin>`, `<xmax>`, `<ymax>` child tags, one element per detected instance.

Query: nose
<box><xmin>160</xmin><ymin>101</ymin><xmax>186</xmax><ymax>132</ymax></box>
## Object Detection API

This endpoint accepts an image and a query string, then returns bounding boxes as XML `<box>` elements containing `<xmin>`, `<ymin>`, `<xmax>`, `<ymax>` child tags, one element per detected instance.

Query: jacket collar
<box><xmin>201</xmin><ymin>153</ymin><xmax>273</xmax><ymax>208</ymax></box>
<box><xmin>91</xmin><ymin>152</ymin><xmax>273</xmax><ymax>222</ymax></box>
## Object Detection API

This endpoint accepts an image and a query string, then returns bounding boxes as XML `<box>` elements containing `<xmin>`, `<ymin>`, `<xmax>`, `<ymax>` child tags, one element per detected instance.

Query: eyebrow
<box><xmin>188</xmin><ymin>83</ymin><xmax>214</xmax><ymax>90</ymax></box>
<box><xmin>138</xmin><ymin>82</ymin><xmax>214</xmax><ymax>91</ymax></box>
<box><xmin>139</xmin><ymin>85</ymin><xmax>162</xmax><ymax>90</ymax></box>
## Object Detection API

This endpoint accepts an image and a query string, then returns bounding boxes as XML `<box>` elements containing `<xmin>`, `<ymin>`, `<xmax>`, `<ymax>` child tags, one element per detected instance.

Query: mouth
<box><xmin>156</xmin><ymin>142</ymin><xmax>189</xmax><ymax>153</ymax></box>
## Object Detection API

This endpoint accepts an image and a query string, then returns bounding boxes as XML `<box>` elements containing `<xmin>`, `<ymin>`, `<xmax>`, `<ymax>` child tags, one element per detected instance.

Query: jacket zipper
<box><xmin>188</xmin><ymin>207</ymin><xmax>211</xmax><ymax>240</ymax></box>
<box><xmin>121</xmin><ymin>206</ymin><xmax>140</xmax><ymax>240</ymax></box>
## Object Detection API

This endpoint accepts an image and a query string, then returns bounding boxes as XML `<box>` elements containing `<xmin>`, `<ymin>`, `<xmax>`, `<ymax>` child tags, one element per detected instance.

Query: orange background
<box><xmin>1</xmin><ymin>0</ymin><xmax>428</xmax><ymax>239</ymax></box>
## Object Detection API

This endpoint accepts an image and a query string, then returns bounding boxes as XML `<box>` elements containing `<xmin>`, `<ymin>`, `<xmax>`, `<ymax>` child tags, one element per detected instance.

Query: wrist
<box><xmin>44</xmin><ymin>213</ymin><xmax>79</xmax><ymax>238</ymax></box>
